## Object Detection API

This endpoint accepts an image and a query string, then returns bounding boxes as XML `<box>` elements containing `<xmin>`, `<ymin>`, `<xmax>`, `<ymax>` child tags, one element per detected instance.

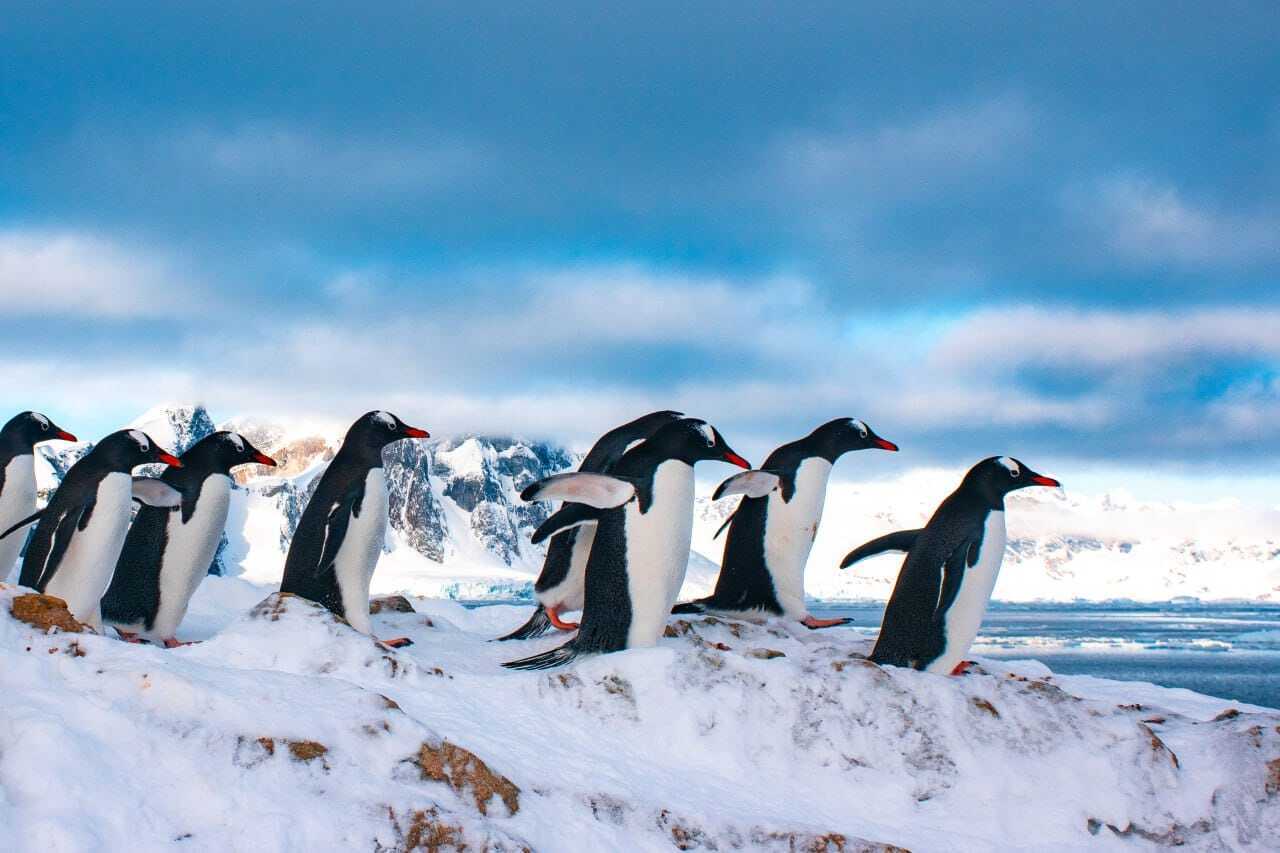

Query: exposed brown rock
<box><xmin>746</xmin><ymin>648</ymin><xmax>786</xmax><ymax>660</ymax></box>
<box><xmin>1266</xmin><ymin>758</ymin><xmax>1280</xmax><ymax>797</ymax></box>
<box><xmin>971</xmin><ymin>698</ymin><xmax>1000</xmax><ymax>718</ymax></box>
<box><xmin>233</xmin><ymin>436</ymin><xmax>334</xmax><ymax>485</ymax></box>
<box><xmin>409</xmin><ymin>741</ymin><xmax>520</xmax><ymax>816</ymax></box>
<box><xmin>371</xmin><ymin>595</ymin><xmax>416</xmax><ymax>614</ymax></box>
<box><xmin>10</xmin><ymin>593</ymin><xmax>86</xmax><ymax>634</ymax></box>
<box><xmin>287</xmin><ymin>740</ymin><xmax>329</xmax><ymax>763</ymax></box>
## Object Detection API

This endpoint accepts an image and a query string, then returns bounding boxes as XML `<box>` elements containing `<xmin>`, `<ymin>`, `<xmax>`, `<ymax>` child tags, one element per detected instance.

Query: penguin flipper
<box><xmin>712</xmin><ymin>505</ymin><xmax>739</xmax><ymax>540</ymax></box>
<box><xmin>520</xmin><ymin>472</ymin><xmax>635</xmax><ymax>509</ymax></box>
<box><xmin>314</xmin><ymin>486</ymin><xmax>364</xmax><ymax>576</ymax></box>
<box><xmin>502</xmin><ymin>639</ymin><xmax>582</xmax><ymax>670</ymax></box>
<box><xmin>712</xmin><ymin>469</ymin><xmax>780</xmax><ymax>501</ymax></box>
<box><xmin>0</xmin><ymin>509</ymin><xmax>44</xmax><ymax>540</ymax></box>
<box><xmin>31</xmin><ymin>505</ymin><xmax>87</xmax><ymax>591</ymax></box>
<box><xmin>131</xmin><ymin>477</ymin><xmax>184</xmax><ymax>508</ymax></box>
<box><xmin>934</xmin><ymin>530</ymin><xmax>985</xmax><ymax>621</ymax></box>
<box><xmin>494</xmin><ymin>604</ymin><xmax>555</xmax><ymax>642</ymax></box>
<box><xmin>839</xmin><ymin>529</ymin><xmax>923</xmax><ymax>569</ymax></box>
<box><xmin>531</xmin><ymin>503</ymin><xmax>600</xmax><ymax>545</ymax></box>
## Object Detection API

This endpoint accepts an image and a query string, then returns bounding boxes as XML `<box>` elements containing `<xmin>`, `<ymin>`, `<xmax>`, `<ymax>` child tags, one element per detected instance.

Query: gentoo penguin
<box><xmin>496</xmin><ymin>409</ymin><xmax>684</xmax><ymax>641</ymax></box>
<box><xmin>841</xmin><ymin>456</ymin><xmax>1060</xmax><ymax>674</ymax></box>
<box><xmin>2</xmin><ymin>430</ymin><xmax>183</xmax><ymax>629</ymax></box>
<box><xmin>503</xmin><ymin>418</ymin><xmax>749</xmax><ymax>670</ymax></box>
<box><xmin>0</xmin><ymin>411</ymin><xmax>77</xmax><ymax>579</ymax></box>
<box><xmin>101</xmin><ymin>431</ymin><xmax>278</xmax><ymax>647</ymax></box>
<box><xmin>673</xmin><ymin>418</ymin><xmax>898</xmax><ymax>629</ymax></box>
<box><xmin>279</xmin><ymin>411</ymin><xmax>428</xmax><ymax>647</ymax></box>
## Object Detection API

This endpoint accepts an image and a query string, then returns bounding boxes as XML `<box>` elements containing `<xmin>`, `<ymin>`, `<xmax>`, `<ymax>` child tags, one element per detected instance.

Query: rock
<box><xmin>747</xmin><ymin>648</ymin><xmax>786</xmax><ymax>660</ymax></box>
<box><xmin>370</xmin><ymin>595</ymin><xmax>416</xmax><ymax>615</ymax></box>
<box><xmin>10</xmin><ymin>594</ymin><xmax>87</xmax><ymax>634</ymax></box>
<box><xmin>409</xmin><ymin>741</ymin><xmax>520</xmax><ymax>817</ymax></box>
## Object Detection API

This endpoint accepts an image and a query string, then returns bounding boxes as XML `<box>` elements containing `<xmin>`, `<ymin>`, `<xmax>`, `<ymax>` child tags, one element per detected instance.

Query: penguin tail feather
<box><xmin>502</xmin><ymin>641</ymin><xmax>581</xmax><ymax>671</ymax></box>
<box><xmin>494</xmin><ymin>604</ymin><xmax>554</xmax><ymax>642</ymax></box>
<box><xmin>670</xmin><ymin>599</ymin><xmax>708</xmax><ymax>615</ymax></box>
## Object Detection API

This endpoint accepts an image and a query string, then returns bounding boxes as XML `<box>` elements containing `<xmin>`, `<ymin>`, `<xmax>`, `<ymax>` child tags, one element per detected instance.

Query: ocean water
<box><xmin>810</xmin><ymin>601</ymin><xmax>1280</xmax><ymax>709</ymax></box>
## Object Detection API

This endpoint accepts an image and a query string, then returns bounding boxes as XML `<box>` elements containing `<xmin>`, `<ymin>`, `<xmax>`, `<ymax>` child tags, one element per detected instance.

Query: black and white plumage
<box><xmin>101</xmin><ymin>431</ymin><xmax>277</xmax><ymax>646</ymax></box>
<box><xmin>3</xmin><ymin>429</ymin><xmax>182</xmax><ymax>629</ymax></box>
<box><xmin>0</xmin><ymin>411</ymin><xmax>77</xmax><ymax>579</ymax></box>
<box><xmin>496</xmin><ymin>409</ymin><xmax>683</xmax><ymax>641</ymax></box>
<box><xmin>503</xmin><ymin>418</ymin><xmax>750</xmax><ymax>670</ymax></box>
<box><xmin>841</xmin><ymin>456</ymin><xmax>1060</xmax><ymax>674</ymax></box>
<box><xmin>673</xmin><ymin>418</ymin><xmax>898</xmax><ymax>629</ymax></box>
<box><xmin>279</xmin><ymin>411</ymin><xmax>428</xmax><ymax>643</ymax></box>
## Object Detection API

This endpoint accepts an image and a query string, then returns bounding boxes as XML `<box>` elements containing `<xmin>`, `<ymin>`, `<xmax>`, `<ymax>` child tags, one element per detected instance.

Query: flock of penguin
<box><xmin>1</xmin><ymin>407</ymin><xmax>1059</xmax><ymax>676</ymax></box>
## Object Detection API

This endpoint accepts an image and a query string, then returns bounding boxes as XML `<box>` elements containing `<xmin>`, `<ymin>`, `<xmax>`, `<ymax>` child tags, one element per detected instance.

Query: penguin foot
<box><xmin>380</xmin><ymin>637</ymin><xmax>414</xmax><ymax>649</ymax></box>
<box><xmin>546</xmin><ymin>606</ymin><xmax>580</xmax><ymax>632</ymax></box>
<box><xmin>801</xmin><ymin>616</ymin><xmax>853</xmax><ymax>630</ymax></box>
<box><xmin>950</xmin><ymin>660</ymin><xmax>978</xmax><ymax>676</ymax></box>
<box><xmin>116</xmin><ymin>629</ymin><xmax>149</xmax><ymax>644</ymax></box>
<box><xmin>162</xmin><ymin>638</ymin><xmax>197</xmax><ymax>649</ymax></box>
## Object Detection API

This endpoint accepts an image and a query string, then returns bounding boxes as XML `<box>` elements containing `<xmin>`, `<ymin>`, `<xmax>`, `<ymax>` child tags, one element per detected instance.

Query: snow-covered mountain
<box><xmin>25</xmin><ymin>404</ymin><xmax>1280</xmax><ymax>602</ymax></box>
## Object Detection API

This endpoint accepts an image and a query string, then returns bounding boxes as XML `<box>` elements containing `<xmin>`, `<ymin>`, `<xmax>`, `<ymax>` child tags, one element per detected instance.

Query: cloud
<box><xmin>0</xmin><ymin>229</ymin><xmax>198</xmax><ymax>318</ymax></box>
<box><xmin>1068</xmin><ymin>175</ymin><xmax>1280</xmax><ymax>270</ymax></box>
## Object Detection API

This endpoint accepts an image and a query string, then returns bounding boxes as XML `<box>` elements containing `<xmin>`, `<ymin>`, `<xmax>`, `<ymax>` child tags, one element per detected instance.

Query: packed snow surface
<box><xmin>3</xmin><ymin>579</ymin><xmax>1279</xmax><ymax>852</ymax></box>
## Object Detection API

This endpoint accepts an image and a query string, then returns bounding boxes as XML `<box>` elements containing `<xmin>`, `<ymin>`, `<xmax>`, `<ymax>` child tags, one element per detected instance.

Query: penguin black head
<box><xmin>91</xmin><ymin>429</ymin><xmax>184</xmax><ymax>472</ymax></box>
<box><xmin>963</xmin><ymin>456</ymin><xmax>1061</xmax><ymax>508</ymax></box>
<box><xmin>180</xmin><ymin>431</ymin><xmax>278</xmax><ymax>476</ymax></box>
<box><xmin>0</xmin><ymin>411</ymin><xmax>77</xmax><ymax>452</ymax></box>
<box><xmin>342</xmin><ymin>410</ymin><xmax>430</xmax><ymax>461</ymax></box>
<box><xmin>646</xmin><ymin>418</ymin><xmax>751</xmax><ymax>468</ymax></box>
<box><xmin>579</xmin><ymin>409</ymin><xmax>685</xmax><ymax>472</ymax></box>
<box><xmin>807</xmin><ymin>417</ymin><xmax>899</xmax><ymax>461</ymax></box>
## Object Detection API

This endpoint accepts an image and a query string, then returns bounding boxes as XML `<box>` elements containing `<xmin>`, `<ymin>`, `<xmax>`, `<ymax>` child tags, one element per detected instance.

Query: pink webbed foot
<box><xmin>116</xmin><ymin>629</ymin><xmax>148</xmax><ymax>644</ymax></box>
<box><xmin>546</xmin><ymin>606</ymin><xmax>580</xmax><ymax>632</ymax></box>
<box><xmin>801</xmin><ymin>615</ymin><xmax>853</xmax><ymax>630</ymax></box>
<box><xmin>163</xmin><ymin>638</ymin><xmax>197</xmax><ymax>649</ymax></box>
<box><xmin>950</xmin><ymin>660</ymin><xmax>978</xmax><ymax>676</ymax></box>
<box><xmin>380</xmin><ymin>637</ymin><xmax>414</xmax><ymax>649</ymax></box>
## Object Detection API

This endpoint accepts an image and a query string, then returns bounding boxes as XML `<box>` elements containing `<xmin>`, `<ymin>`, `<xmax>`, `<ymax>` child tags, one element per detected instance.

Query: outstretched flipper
<box><xmin>502</xmin><ymin>639</ymin><xmax>582</xmax><ymax>671</ymax></box>
<box><xmin>840</xmin><ymin>529</ymin><xmax>923</xmax><ymax>568</ymax></box>
<box><xmin>520</xmin><ymin>472</ymin><xmax>636</xmax><ymax>509</ymax></box>
<box><xmin>711</xmin><ymin>469</ymin><xmax>781</xmax><ymax>501</ymax></box>
<box><xmin>495</xmin><ymin>603</ymin><xmax>555</xmax><ymax>642</ymax></box>
<box><xmin>0</xmin><ymin>509</ymin><xmax>43</xmax><ymax>541</ymax></box>
<box><xmin>712</xmin><ymin>503</ymin><xmax>740</xmax><ymax>539</ymax></box>
<box><xmin>131</xmin><ymin>477</ymin><xmax>184</xmax><ymax>508</ymax></box>
<box><xmin>531</xmin><ymin>503</ymin><xmax>601</xmax><ymax>545</ymax></box>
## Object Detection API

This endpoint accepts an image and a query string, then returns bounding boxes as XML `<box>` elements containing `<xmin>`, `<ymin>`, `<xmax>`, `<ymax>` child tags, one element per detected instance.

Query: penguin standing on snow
<box><xmin>0</xmin><ymin>411</ymin><xmax>78</xmax><ymax>578</ymax></box>
<box><xmin>673</xmin><ymin>418</ymin><xmax>898</xmax><ymax>629</ymax></box>
<box><xmin>841</xmin><ymin>456</ymin><xmax>1060</xmax><ymax>674</ymax></box>
<box><xmin>2</xmin><ymin>430</ymin><xmax>184</xmax><ymax>629</ymax></box>
<box><xmin>101</xmin><ymin>431</ymin><xmax>278</xmax><ymax>647</ymax></box>
<box><xmin>504</xmin><ymin>418</ymin><xmax>750</xmax><ymax>670</ymax></box>
<box><xmin>496</xmin><ymin>409</ymin><xmax>683</xmax><ymax>641</ymax></box>
<box><xmin>279</xmin><ymin>411</ymin><xmax>429</xmax><ymax>647</ymax></box>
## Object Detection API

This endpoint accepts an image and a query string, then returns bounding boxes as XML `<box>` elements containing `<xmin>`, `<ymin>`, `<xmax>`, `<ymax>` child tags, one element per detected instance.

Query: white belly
<box><xmin>44</xmin><ymin>473</ymin><xmax>133</xmax><ymax>629</ymax></box>
<box><xmin>0</xmin><ymin>454</ymin><xmax>36</xmax><ymax>581</ymax></box>
<box><xmin>150</xmin><ymin>475</ymin><xmax>231</xmax><ymax>639</ymax></box>
<box><xmin>538</xmin><ymin>522</ymin><xmax>595</xmax><ymax>611</ymax></box>
<box><xmin>333</xmin><ymin>469</ymin><xmax>388</xmax><ymax>635</ymax></box>
<box><xmin>762</xmin><ymin>458</ymin><xmax>832</xmax><ymax>618</ymax></box>
<box><xmin>927</xmin><ymin>511</ymin><xmax>1007</xmax><ymax>675</ymax></box>
<box><xmin>624</xmin><ymin>460</ymin><xmax>695</xmax><ymax>648</ymax></box>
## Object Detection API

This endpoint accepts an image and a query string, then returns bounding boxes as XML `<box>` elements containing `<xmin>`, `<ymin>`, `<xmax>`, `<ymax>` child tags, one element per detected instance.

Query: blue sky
<box><xmin>1</xmin><ymin>2</ymin><xmax>1278</xmax><ymax>495</ymax></box>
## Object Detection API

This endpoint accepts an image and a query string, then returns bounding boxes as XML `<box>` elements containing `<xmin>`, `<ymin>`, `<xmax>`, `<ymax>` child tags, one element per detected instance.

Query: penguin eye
<box><xmin>1010</xmin><ymin>468</ymin><xmax>1020</xmax><ymax>479</ymax></box>
<box><xmin>858</xmin><ymin>426</ymin><xmax>868</xmax><ymax>439</ymax></box>
<box><xmin>39</xmin><ymin>421</ymin><xmax>49</xmax><ymax>432</ymax></box>
<box><xmin>385</xmin><ymin>420</ymin><xmax>396</xmax><ymax>431</ymax></box>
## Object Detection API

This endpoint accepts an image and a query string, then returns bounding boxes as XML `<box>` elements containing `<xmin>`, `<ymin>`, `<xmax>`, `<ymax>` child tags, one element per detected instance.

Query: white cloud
<box><xmin>0</xmin><ymin>229</ymin><xmax>195</xmax><ymax>317</ymax></box>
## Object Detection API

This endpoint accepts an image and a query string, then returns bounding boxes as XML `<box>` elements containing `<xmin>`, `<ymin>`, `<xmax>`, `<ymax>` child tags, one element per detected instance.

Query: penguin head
<box><xmin>343</xmin><ymin>410</ymin><xmax>430</xmax><ymax>459</ymax></box>
<box><xmin>93</xmin><ymin>429</ymin><xmax>183</xmax><ymax>472</ymax></box>
<box><xmin>647</xmin><ymin>418</ymin><xmax>752</xmax><ymax>468</ymax></box>
<box><xmin>182</xmin><ymin>431</ymin><xmax>278</xmax><ymax>475</ymax></box>
<box><xmin>0</xmin><ymin>411</ymin><xmax>77</xmax><ymax>451</ymax></box>
<box><xmin>966</xmin><ymin>456</ymin><xmax>1060</xmax><ymax>506</ymax></box>
<box><xmin>808</xmin><ymin>417</ymin><xmax>899</xmax><ymax>460</ymax></box>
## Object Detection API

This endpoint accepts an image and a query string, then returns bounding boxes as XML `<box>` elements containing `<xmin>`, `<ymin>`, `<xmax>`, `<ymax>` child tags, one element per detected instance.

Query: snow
<box><xmin>3</xmin><ymin>580</ymin><xmax>1278</xmax><ymax>851</ymax></box>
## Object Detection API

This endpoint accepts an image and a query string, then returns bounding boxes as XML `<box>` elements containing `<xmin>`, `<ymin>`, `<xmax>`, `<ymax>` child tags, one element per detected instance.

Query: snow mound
<box><xmin>4</xmin><ymin>583</ymin><xmax>1279</xmax><ymax>851</ymax></box>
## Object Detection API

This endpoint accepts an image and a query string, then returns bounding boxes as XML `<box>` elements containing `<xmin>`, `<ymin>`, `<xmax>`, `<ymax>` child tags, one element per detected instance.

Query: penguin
<box><xmin>2</xmin><ymin>430</ymin><xmax>184</xmax><ymax>629</ymax></box>
<box><xmin>673</xmin><ymin>418</ymin><xmax>898</xmax><ymax>629</ymax></box>
<box><xmin>0</xmin><ymin>411</ymin><xmax>77</xmax><ymax>579</ymax></box>
<box><xmin>496</xmin><ymin>409</ymin><xmax>684</xmax><ymax>642</ymax></box>
<box><xmin>840</xmin><ymin>456</ymin><xmax>1060</xmax><ymax>675</ymax></box>
<box><xmin>503</xmin><ymin>418</ymin><xmax>750</xmax><ymax>670</ymax></box>
<box><xmin>278</xmin><ymin>411</ymin><xmax>429</xmax><ymax>647</ymax></box>
<box><xmin>101</xmin><ymin>431</ymin><xmax>278</xmax><ymax>646</ymax></box>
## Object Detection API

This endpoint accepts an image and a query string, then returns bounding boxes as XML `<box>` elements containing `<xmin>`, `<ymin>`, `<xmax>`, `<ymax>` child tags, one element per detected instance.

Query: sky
<box><xmin>1</xmin><ymin>3</ymin><xmax>1278</xmax><ymax>500</ymax></box>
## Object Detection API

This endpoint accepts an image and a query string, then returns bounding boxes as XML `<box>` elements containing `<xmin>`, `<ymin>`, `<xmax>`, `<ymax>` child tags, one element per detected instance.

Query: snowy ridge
<box><xmin>2</xmin><ymin>581</ymin><xmax>1278</xmax><ymax>851</ymax></box>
